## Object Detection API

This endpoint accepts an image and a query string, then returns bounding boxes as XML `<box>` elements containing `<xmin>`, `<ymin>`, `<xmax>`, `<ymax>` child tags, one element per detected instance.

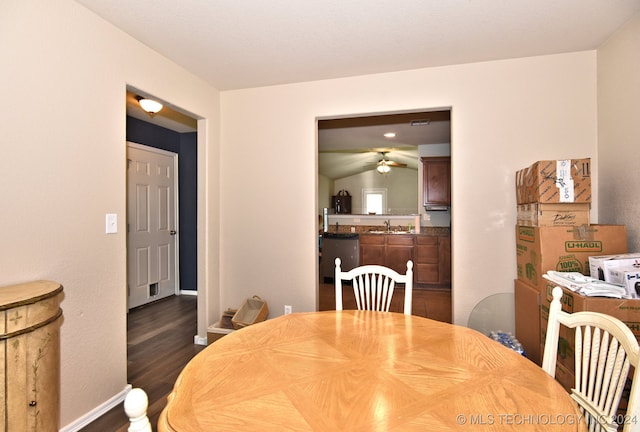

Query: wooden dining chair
<box><xmin>542</xmin><ymin>286</ymin><xmax>640</xmax><ymax>432</ymax></box>
<box><xmin>334</xmin><ymin>257</ymin><xmax>413</xmax><ymax>315</ymax></box>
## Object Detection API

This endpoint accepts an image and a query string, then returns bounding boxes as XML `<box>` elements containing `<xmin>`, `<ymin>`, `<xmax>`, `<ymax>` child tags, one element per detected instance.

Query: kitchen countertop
<box><xmin>324</xmin><ymin>227</ymin><xmax>450</xmax><ymax>237</ymax></box>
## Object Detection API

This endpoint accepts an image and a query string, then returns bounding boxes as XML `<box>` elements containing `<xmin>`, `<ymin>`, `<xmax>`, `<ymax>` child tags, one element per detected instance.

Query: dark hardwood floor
<box><xmin>79</xmin><ymin>295</ymin><xmax>204</xmax><ymax>432</ymax></box>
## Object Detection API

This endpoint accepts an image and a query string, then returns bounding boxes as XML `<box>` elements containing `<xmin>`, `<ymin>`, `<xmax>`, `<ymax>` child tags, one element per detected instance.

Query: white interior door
<box><xmin>127</xmin><ymin>142</ymin><xmax>179</xmax><ymax>309</ymax></box>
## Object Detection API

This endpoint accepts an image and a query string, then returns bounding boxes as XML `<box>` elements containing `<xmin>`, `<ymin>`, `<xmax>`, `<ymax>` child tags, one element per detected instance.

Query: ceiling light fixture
<box><xmin>377</xmin><ymin>162</ymin><xmax>391</xmax><ymax>174</ymax></box>
<box><xmin>383</xmin><ymin>132</ymin><xmax>396</xmax><ymax>138</ymax></box>
<box><xmin>136</xmin><ymin>96</ymin><xmax>163</xmax><ymax>117</ymax></box>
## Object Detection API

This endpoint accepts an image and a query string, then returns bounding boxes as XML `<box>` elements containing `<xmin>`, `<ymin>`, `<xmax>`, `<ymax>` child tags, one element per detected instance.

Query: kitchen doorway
<box><xmin>317</xmin><ymin>109</ymin><xmax>452</xmax><ymax>321</ymax></box>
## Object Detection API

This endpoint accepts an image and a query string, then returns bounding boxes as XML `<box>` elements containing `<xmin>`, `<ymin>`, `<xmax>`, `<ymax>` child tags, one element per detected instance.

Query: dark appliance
<box><xmin>321</xmin><ymin>232</ymin><xmax>359</xmax><ymax>282</ymax></box>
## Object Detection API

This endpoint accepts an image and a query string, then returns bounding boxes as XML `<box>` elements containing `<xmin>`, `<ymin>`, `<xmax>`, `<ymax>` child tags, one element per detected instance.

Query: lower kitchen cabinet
<box><xmin>359</xmin><ymin>234</ymin><xmax>451</xmax><ymax>287</ymax></box>
<box><xmin>438</xmin><ymin>236</ymin><xmax>451</xmax><ymax>284</ymax></box>
<box><xmin>415</xmin><ymin>236</ymin><xmax>439</xmax><ymax>284</ymax></box>
<box><xmin>414</xmin><ymin>235</ymin><xmax>451</xmax><ymax>285</ymax></box>
<box><xmin>359</xmin><ymin>234</ymin><xmax>385</xmax><ymax>265</ymax></box>
<box><xmin>385</xmin><ymin>235</ymin><xmax>414</xmax><ymax>274</ymax></box>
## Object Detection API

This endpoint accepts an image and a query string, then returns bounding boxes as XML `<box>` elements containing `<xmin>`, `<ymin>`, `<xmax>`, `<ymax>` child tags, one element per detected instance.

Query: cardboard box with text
<box><xmin>515</xmin><ymin>224</ymin><xmax>628</xmax><ymax>290</ymax></box>
<box><xmin>515</xmin><ymin>158</ymin><xmax>591</xmax><ymax>204</ymax></box>
<box><xmin>516</xmin><ymin>203</ymin><xmax>590</xmax><ymax>227</ymax></box>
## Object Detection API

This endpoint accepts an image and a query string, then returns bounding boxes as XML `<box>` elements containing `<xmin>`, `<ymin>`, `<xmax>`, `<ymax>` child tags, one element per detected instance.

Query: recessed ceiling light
<box><xmin>384</xmin><ymin>132</ymin><xmax>396</xmax><ymax>138</ymax></box>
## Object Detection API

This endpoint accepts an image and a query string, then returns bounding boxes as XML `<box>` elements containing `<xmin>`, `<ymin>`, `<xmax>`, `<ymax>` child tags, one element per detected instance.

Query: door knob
<box><xmin>170</xmin><ymin>230</ymin><xmax>177</xmax><ymax>235</ymax></box>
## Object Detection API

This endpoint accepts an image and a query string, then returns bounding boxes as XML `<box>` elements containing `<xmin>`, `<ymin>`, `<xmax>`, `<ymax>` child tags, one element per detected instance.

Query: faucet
<box><xmin>384</xmin><ymin>220</ymin><xmax>391</xmax><ymax>232</ymax></box>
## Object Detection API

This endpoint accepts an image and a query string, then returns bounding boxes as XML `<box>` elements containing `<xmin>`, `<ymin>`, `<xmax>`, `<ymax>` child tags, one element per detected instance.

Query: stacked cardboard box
<box><xmin>513</xmin><ymin>158</ymin><xmax>629</xmax><ymax>365</ymax></box>
<box><xmin>515</xmin><ymin>158</ymin><xmax>592</xmax><ymax>205</ymax></box>
<box><xmin>515</xmin><ymin>158</ymin><xmax>592</xmax><ymax>227</ymax></box>
<box><xmin>516</xmin><ymin>203</ymin><xmax>590</xmax><ymax>227</ymax></box>
<box><xmin>515</xmin><ymin>224</ymin><xmax>628</xmax><ymax>291</ymax></box>
<box><xmin>513</xmin><ymin>225</ymin><xmax>628</xmax><ymax>364</ymax></box>
<box><xmin>513</xmin><ymin>159</ymin><xmax>639</xmax><ymax>415</ymax></box>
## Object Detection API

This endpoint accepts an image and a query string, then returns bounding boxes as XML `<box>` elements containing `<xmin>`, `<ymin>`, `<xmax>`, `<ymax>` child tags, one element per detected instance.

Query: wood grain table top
<box><xmin>159</xmin><ymin>311</ymin><xmax>586</xmax><ymax>431</ymax></box>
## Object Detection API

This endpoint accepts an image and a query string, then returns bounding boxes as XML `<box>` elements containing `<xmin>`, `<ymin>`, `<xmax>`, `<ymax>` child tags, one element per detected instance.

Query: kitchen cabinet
<box><xmin>0</xmin><ymin>280</ymin><xmax>63</xmax><ymax>431</ymax></box>
<box><xmin>359</xmin><ymin>234</ymin><xmax>451</xmax><ymax>287</ymax></box>
<box><xmin>385</xmin><ymin>235</ymin><xmax>414</xmax><ymax>275</ymax></box>
<box><xmin>421</xmin><ymin>156</ymin><xmax>450</xmax><ymax>208</ymax></box>
<box><xmin>415</xmin><ymin>236</ymin><xmax>439</xmax><ymax>284</ymax></box>
<box><xmin>359</xmin><ymin>234</ymin><xmax>385</xmax><ymax>265</ymax></box>
<box><xmin>437</xmin><ymin>236</ymin><xmax>451</xmax><ymax>284</ymax></box>
<box><xmin>414</xmin><ymin>235</ymin><xmax>450</xmax><ymax>285</ymax></box>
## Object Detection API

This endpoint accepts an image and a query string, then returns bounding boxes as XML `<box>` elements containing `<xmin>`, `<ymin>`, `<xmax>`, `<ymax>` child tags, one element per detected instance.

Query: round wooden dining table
<box><xmin>158</xmin><ymin>310</ymin><xmax>586</xmax><ymax>431</ymax></box>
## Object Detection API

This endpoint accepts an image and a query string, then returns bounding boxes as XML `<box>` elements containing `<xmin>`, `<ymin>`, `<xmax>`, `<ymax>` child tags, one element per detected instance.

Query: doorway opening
<box><xmin>125</xmin><ymin>89</ymin><xmax>199</xmax><ymax>303</ymax></box>
<box><xmin>125</xmin><ymin>87</ymin><xmax>202</xmax><ymax>384</ymax></box>
<box><xmin>317</xmin><ymin>108</ymin><xmax>452</xmax><ymax>322</ymax></box>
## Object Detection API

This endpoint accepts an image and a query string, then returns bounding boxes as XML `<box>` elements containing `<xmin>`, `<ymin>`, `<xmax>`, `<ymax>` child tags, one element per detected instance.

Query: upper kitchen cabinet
<box><xmin>421</xmin><ymin>156</ymin><xmax>451</xmax><ymax>209</ymax></box>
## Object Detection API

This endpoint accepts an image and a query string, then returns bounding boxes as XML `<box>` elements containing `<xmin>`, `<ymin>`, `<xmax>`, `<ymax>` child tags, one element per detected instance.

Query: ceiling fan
<box><xmin>367</xmin><ymin>151</ymin><xmax>407</xmax><ymax>174</ymax></box>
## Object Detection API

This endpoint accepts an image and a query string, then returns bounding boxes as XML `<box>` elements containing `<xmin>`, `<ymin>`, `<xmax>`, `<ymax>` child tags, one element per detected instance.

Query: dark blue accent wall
<box><xmin>126</xmin><ymin>116</ymin><xmax>198</xmax><ymax>291</ymax></box>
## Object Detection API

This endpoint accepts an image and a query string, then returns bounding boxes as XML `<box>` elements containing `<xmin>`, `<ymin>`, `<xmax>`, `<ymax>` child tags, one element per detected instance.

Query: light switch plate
<box><xmin>106</xmin><ymin>213</ymin><xmax>117</xmax><ymax>234</ymax></box>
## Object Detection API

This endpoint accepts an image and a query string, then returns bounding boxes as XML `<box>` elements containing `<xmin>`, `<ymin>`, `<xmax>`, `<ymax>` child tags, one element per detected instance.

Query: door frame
<box><xmin>126</xmin><ymin>141</ymin><xmax>181</xmax><ymax>308</ymax></box>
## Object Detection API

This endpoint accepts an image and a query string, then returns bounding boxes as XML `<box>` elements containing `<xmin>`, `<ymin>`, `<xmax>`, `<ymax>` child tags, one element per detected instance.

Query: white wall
<box><xmin>334</xmin><ymin>168</ymin><xmax>418</xmax><ymax>215</ymax></box>
<box><xmin>597</xmin><ymin>12</ymin><xmax>640</xmax><ymax>250</ymax></box>
<box><xmin>0</xmin><ymin>0</ymin><xmax>220</xmax><ymax>427</ymax></box>
<box><xmin>220</xmin><ymin>51</ymin><xmax>598</xmax><ymax>327</ymax></box>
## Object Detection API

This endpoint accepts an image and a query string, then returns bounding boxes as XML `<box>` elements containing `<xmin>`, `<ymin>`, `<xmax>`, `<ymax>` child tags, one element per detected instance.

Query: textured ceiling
<box><xmin>76</xmin><ymin>0</ymin><xmax>640</xmax><ymax>91</ymax></box>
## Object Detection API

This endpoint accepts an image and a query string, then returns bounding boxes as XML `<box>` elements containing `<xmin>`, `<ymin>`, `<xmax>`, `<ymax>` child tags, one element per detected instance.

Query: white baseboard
<box><xmin>60</xmin><ymin>384</ymin><xmax>132</xmax><ymax>432</ymax></box>
<box><xmin>180</xmin><ymin>289</ymin><xmax>197</xmax><ymax>296</ymax></box>
<box><xmin>194</xmin><ymin>334</ymin><xmax>207</xmax><ymax>346</ymax></box>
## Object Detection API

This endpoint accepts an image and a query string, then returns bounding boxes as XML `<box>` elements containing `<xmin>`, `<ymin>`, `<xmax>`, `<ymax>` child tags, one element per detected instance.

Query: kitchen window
<box><xmin>363</xmin><ymin>188</ymin><xmax>387</xmax><ymax>215</ymax></box>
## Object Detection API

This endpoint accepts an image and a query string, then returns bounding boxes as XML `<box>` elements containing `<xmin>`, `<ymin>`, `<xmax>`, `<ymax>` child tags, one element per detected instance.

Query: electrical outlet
<box><xmin>284</xmin><ymin>305</ymin><xmax>292</xmax><ymax>315</ymax></box>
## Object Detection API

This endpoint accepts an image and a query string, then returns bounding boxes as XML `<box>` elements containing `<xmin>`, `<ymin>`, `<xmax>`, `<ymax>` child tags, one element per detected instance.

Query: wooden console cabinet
<box><xmin>0</xmin><ymin>280</ymin><xmax>63</xmax><ymax>431</ymax></box>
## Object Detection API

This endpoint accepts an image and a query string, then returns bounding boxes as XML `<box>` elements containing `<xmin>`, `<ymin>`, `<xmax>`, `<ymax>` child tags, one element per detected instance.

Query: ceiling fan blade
<box><xmin>318</xmin><ymin>146</ymin><xmax>415</xmax><ymax>154</ymax></box>
<box><xmin>386</xmin><ymin>161</ymin><xmax>407</xmax><ymax>167</ymax></box>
